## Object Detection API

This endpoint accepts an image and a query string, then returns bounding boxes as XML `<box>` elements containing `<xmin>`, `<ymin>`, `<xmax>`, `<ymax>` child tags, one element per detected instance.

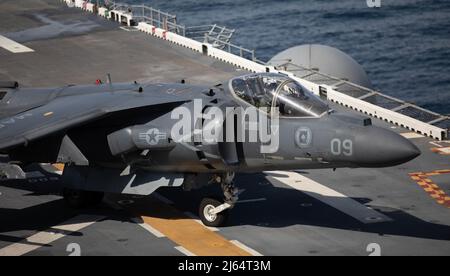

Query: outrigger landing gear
<box><xmin>199</xmin><ymin>173</ymin><xmax>238</xmax><ymax>227</ymax></box>
<box><xmin>63</xmin><ymin>188</ymin><xmax>104</xmax><ymax>209</ymax></box>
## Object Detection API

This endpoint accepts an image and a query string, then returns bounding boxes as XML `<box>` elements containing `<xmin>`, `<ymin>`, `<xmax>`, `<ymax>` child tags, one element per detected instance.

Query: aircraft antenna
<box><xmin>107</xmin><ymin>73</ymin><xmax>113</xmax><ymax>92</ymax></box>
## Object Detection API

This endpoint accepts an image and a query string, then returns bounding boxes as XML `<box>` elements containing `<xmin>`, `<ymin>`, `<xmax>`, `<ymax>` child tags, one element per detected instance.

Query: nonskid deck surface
<box><xmin>0</xmin><ymin>0</ymin><xmax>241</xmax><ymax>87</ymax></box>
<box><xmin>0</xmin><ymin>0</ymin><xmax>449</xmax><ymax>256</ymax></box>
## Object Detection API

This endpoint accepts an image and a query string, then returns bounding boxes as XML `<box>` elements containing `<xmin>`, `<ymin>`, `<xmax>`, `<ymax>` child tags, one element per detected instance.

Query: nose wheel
<box><xmin>199</xmin><ymin>198</ymin><xmax>230</xmax><ymax>227</ymax></box>
<box><xmin>199</xmin><ymin>173</ymin><xmax>238</xmax><ymax>227</ymax></box>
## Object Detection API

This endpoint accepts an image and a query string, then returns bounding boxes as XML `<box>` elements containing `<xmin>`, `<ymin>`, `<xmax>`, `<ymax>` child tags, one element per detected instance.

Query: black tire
<box><xmin>63</xmin><ymin>188</ymin><xmax>104</xmax><ymax>209</ymax></box>
<box><xmin>199</xmin><ymin>198</ymin><xmax>229</xmax><ymax>227</ymax></box>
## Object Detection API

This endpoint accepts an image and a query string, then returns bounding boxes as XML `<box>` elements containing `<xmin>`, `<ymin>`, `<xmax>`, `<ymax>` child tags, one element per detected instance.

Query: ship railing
<box><xmin>110</xmin><ymin>4</ymin><xmax>183</xmax><ymax>34</ymax></box>
<box><xmin>186</xmin><ymin>25</ymin><xmax>235</xmax><ymax>48</ymax></box>
<box><xmin>203</xmin><ymin>34</ymin><xmax>257</xmax><ymax>61</ymax></box>
<box><xmin>103</xmin><ymin>1</ymin><xmax>253</xmax><ymax>55</ymax></box>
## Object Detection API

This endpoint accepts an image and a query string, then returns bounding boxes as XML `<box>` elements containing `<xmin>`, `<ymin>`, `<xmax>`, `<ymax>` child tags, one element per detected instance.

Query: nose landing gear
<box><xmin>199</xmin><ymin>173</ymin><xmax>238</xmax><ymax>227</ymax></box>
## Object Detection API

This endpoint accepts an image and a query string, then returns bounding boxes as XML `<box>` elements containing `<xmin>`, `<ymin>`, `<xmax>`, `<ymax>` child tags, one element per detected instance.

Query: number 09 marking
<box><xmin>331</xmin><ymin>139</ymin><xmax>353</xmax><ymax>156</ymax></box>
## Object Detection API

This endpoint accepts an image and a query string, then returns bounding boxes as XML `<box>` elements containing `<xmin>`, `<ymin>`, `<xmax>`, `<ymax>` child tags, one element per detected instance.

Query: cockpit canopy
<box><xmin>230</xmin><ymin>73</ymin><xmax>329</xmax><ymax>118</ymax></box>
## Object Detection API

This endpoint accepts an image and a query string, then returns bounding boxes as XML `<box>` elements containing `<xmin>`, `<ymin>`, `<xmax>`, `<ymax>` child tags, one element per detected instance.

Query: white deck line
<box><xmin>267</xmin><ymin>171</ymin><xmax>392</xmax><ymax>224</ymax></box>
<box><xmin>175</xmin><ymin>246</ymin><xmax>196</xmax><ymax>256</ymax></box>
<box><xmin>401</xmin><ymin>132</ymin><xmax>425</xmax><ymax>139</ymax></box>
<box><xmin>0</xmin><ymin>215</ymin><xmax>105</xmax><ymax>256</ymax></box>
<box><xmin>131</xmin><ymin>217</ymin><xmax>166</xmax><ymax>238</ymax></box>
<box><xmin>0</xmin><ymin>35</ymin><xmax>34</xmax><ymax>53</ymax></box>
<box><xmin>230</xmin><ymin>240</ymin><xmax>264</xmax><ymax>256</ymax></box>
<box><xmin>435</xmin><ymin>147</ymin><xmax>450</xmax><ymax>154</ymax></box>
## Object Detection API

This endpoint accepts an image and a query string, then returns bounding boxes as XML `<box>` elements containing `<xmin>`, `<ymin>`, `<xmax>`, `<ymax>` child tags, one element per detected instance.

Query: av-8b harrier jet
<box><xmin>0</xmin><ymin>73</ymin><xmax>420</xmax><ymax>226</ymax></box>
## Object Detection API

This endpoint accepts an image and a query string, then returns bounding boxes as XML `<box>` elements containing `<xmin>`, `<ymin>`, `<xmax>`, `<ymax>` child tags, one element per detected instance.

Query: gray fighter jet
<box><xmin>0</xmin><ymin>73</ymin><xmax>420</xmax><ymax>226</ymax></box>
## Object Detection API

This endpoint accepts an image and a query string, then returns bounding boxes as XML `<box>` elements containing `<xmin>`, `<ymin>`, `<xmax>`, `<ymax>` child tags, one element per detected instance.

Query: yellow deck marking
<box><xmin>131</xmin><ymin>198</ymin><xmax>251</xmax><ymax>256</ymax></box>
<box><xmin>426</xmin><ymin>173</ymin><xmax>440</xmax><ymax>177</ymax></box>
<box><xmin>140</xmin><ymin>217</ymin><xmax>250</xmax><ymax>256</ymax></box>
<box><xmin>431</xmin><ymin>147</ymin><xmax>450</xmax><ymax>155</ymax></box>
<box><xmin>409</xmin><ymin>170</ymin><xmax>450</xmax><ymax>208</ymax></box>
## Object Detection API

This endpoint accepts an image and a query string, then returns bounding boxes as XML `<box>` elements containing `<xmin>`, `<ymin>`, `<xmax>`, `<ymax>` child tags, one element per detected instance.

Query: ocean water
<box><xmin>128</xmin><ymin>0</ymin><xmax>450</xmax><ymax>114</ymax></box>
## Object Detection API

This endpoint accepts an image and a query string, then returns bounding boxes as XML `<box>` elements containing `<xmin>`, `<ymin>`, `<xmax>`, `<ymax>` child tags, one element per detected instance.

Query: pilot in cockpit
<box><xmin>232</xmin><ymin>78</ymin><xmax>255</xmax><ymax>106</ymax></box>
<box><xmin>231</xmin><ymin>73</ymin><xmax>329</xmax><ymax>118</ymax></box>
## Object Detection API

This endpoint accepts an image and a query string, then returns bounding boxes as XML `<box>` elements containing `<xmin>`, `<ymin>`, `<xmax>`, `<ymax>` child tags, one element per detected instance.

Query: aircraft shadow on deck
<box><xmin>1</xmin><ymin>171</ymin><xmax>450</xmax><ymax>244</ymax></box>
<box><xmin>157</xmin><ymin>173</ymin><xmax>450</xmax><ymax>241</ymax></box>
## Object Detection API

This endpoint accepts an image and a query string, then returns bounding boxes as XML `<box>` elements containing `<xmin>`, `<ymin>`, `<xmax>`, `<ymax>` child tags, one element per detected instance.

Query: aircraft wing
<box><xmin>0</xmin><ymin>91</ymin><xmax>188</xmax><ymax>151</ymax></box>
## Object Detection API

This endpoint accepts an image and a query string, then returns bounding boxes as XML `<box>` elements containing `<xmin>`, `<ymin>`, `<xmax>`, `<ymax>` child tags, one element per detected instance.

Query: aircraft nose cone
<box><xmin>354</xmin><ymin>127</ymin><xmax>421</xmax><ymax>167</ymax></box>
<box><xmin>388</xmin><ymin>136</ymin><xmax>421</xmax><ymax>164</ymax></box>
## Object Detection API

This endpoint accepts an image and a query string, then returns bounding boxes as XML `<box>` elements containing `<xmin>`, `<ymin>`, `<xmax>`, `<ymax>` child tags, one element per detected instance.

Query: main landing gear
<box><xmin>62</xmin><ymin>172</ymin><xmax>238</xmax><ymax>227</ymax></box>
<box><xmin>199</xmin><ymin>173</ymin><xmax>239</xmax><ymax>227</ymax></box>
